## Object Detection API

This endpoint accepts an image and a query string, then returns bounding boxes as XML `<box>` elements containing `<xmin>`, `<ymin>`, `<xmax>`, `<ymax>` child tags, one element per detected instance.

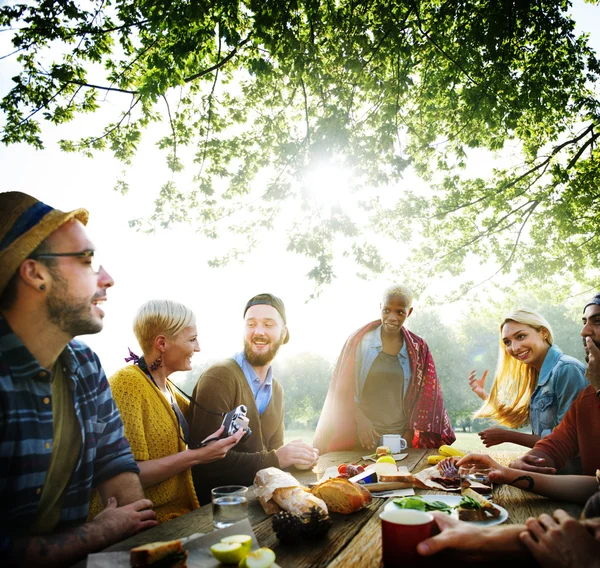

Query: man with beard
<box><xmin>506</xmin><ymin>292</ymin><xmax>600</xmax><ymax>477</ymax></box>
<box><xmin>0</xmin><ymin>192</ymin><xmax>157</xmax><ymax>567</ymax></box>
<box><xmin>189</xmin><ymin>293</ymin><xmax>317</xmax><ymax>504</ymax></box>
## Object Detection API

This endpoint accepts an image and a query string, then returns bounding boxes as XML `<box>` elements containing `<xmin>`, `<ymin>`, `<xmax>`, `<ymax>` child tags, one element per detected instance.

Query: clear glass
<box><xmin>211</xmin><ymin>485</ymin><xmax>249</xmax><ymax>529</ymax></box>
<box><xmin>458</xmin><ymin>465</ymin><xmax>493</xmax><ymax>498</ymax></box>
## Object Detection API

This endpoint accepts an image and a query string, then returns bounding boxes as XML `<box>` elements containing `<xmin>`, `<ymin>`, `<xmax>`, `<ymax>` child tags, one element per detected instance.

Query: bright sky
<box><xmin>1</xmin><ymin>1</ymin><xmax>599</xmax><ymax>380</ymax></box>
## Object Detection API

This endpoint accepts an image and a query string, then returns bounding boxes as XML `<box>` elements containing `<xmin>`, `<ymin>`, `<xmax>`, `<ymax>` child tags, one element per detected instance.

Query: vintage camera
<box><xmin>192</xmin><ymin>404</ymin><xmax>252</xmax><ymax>448</ymax></box>
<box><xmin>221</xmin><ymin>404</ymin><xmax>252</xmax><ymax>443</ymax></box>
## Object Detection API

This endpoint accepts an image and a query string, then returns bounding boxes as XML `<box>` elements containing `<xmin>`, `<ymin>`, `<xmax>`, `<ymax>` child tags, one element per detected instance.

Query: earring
<box><xmin>149</xmin><ymin>355</ymin><xmax>162</xmax><ymax>371</ymax></box>
<box><xmin>39</xmin><ymin>284</ymin><xmax>45</xmax><ymax>291</ymax></box>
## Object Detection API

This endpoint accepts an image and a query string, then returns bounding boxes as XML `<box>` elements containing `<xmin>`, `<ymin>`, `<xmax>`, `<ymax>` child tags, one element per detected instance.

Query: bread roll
<box><xmin>311</xmin><ymin>478</ymin><xmax>372</xmax><ymax>514</ymax></box>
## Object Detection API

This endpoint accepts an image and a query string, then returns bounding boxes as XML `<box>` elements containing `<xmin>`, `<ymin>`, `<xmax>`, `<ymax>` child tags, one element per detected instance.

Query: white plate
<box><xmin>384</xmin><ymin>494</ymin><xmax>508</xmax><ymax>526</ymax></box>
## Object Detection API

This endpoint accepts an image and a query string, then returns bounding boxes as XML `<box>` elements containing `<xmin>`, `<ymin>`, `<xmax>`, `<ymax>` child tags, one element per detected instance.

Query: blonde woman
<box><xmin>89</xmin><ymin>300</ymin><xmax>244</xmax><ymax>523</ymax></box>
<box><xmin>469</xmin><ymin>309</ymin><xmax>587</xmax><ymax>450</ymax></box>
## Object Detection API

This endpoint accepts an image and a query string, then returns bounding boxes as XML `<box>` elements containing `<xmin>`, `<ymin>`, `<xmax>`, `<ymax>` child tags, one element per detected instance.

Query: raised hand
<box><xmin>468</xmin><ymin>369</ymin><xmax>489</xmax><ymax>401</ymax></box>
<box><xmin>478</xmin><ymin>427</ymin><xmax>510</xmax><ymax>447</ymax></box>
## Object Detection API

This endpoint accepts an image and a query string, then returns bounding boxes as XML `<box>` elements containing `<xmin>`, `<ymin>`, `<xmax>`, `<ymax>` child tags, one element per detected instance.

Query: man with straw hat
<box><xmin>0</xmin><ymin>192</ymin><xmax>157</xmax><ymax>566</ymax></box>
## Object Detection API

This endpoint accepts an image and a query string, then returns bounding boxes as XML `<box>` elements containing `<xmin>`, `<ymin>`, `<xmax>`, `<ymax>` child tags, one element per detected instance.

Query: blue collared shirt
<box><xmin>530</xmin><ymin>344</ymin><xmax>588</xmax><ymax>437</ymax></box>
<box><xmin>0</xmin><ymin>315</ymin><xmax>139</xmax><ymax>542</ymax></box>
<box><xmin>354</xmin><ymin>324</ymin><xmax>412</xmax><ymax>402</ymax></box>
<box><xmin>233</xmin><ymin>352</ymin><xmax>273</xmax><ymax>415</ymax></box>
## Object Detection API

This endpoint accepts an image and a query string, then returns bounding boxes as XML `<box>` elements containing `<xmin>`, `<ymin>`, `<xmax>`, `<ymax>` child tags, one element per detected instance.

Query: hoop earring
<box><xmin>149</xmin><ymin>355</ymin><xmax>162</xmax><ymax>371</ymax></box>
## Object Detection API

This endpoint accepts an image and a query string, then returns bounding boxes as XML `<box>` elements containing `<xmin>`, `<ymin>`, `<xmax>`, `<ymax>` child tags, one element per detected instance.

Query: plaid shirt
<box><xmin>0</xmin><ymin>315</ymin><xmax>139</xmax><ymax>541</ymax></box>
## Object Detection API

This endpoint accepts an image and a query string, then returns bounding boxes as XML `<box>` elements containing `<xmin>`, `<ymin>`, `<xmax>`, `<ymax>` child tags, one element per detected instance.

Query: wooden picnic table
<box><xmin>98</xmin><ymin>448</ymin><xmax>584</xmax><ymax>567</ymax></box>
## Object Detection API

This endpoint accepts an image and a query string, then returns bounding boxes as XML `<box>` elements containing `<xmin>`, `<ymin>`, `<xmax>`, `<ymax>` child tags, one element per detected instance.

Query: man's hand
<box><xmin>478</xmin><ymin>427</ymin><xmax>510</xmax><ymax>448</ymax></box>
<box><xmin>276</xmin><ymin>439</ymin><xmax>318</xmax><ymax>469</ymax></box>
<box><xmin>468</xmin><ymin>369</ymin><xmax>489</xmax><ymax>401</ymax></box>
<box><xmin>510</xmin><ymin>453</ymin><xmax>557</xmax><ymax>475</ymax></box>
<box><xmin>456</xmin><ymin>453</ymin><xmax>511</xmax><ymax>484</ymax></box>
<box><xmin>585</xmin><ymin>337</ymin><xmax>600</xmax><ymax>391</ymax></box>
<box><xmin>354</xmin><ymin>408</ymin><xmax>380</xmax><ymax>449</ymax></box>
<box><xmin>192</xmin><ymin>426</ymin><xmax>246</xmax><ymax>464</ymax></box>
<box><xmin>520</xmin><ymin>510</ymin><xmax>600</xmax><ymax>568</ymax></box>
<box><xmin>91</xmin><ymin>497</ymin><xmax>157</xmax><ymax>546</ymax></box>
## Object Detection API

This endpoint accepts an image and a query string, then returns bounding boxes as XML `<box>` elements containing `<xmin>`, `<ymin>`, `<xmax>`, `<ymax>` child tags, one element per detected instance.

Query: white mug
<box><xmin>382</xmin><ymin>434</ymin><xmax>407</xmax><ymax>453</ymax></box>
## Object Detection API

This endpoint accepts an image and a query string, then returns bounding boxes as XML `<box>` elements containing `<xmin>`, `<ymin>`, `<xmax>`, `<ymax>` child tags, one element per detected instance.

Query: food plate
<box><xmin>384</xmin><ymin>494</ymin><xmax>508</xmax><ymax>526</ymax></box>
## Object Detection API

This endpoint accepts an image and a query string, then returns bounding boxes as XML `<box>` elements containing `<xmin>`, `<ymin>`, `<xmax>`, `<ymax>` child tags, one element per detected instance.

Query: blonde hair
<box><xmin>474</xmin><ymin>309</ymin><xmax>553</xmax><ymax>428</ymax></box>
<box><xmin>382</xmin><ymin>283</ymin><xmax>414</xmax><ymax>308</ymax></box>
<box><xmin>133</xmin><ymin>299</ymin><xmax>196</xmax><ymax>354</ymax></box>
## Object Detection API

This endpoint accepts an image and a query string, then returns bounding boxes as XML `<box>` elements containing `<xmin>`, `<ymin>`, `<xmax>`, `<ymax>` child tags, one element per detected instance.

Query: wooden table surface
<box><xmin>99</xmin><ymin>448</ymin><xmax>584</xmax><ymax>567</ymax></box>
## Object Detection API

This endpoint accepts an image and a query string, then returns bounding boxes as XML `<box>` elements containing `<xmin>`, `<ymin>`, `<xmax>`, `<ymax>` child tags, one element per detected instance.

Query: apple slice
<box><xmin>239</xmin><ymin>547</ymin><xmax>276</xmax><ymax>568</ymax></box>
<box><xmin>221</xmin><ymin>534</ymin><xmax>252</xmax><ymax>555</ymax></box>
<box><xmin>210</xmin><ymin>542</ymin><xmax>246</xmax><ymax>565</ymax></box>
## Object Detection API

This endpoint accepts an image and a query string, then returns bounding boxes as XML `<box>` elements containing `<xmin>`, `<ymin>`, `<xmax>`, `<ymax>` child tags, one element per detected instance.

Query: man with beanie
<box><xmin>0</xmin><ymin>192</ymin><xmax>156</xmax><ymax>567</ymax></box>
<box><xmin>508</xmin><ymin>292</ymin><xmax>600</xmax><ymax>476</ymax></box>
<box><xmin>189</xmin><ymin>293</ymin><xmax>318</xmax><ymax>504</ymax></box>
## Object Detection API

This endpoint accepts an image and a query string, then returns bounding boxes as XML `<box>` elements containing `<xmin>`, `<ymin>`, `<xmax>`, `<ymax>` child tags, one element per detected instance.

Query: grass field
<box><xmin>284</xmin><ymin>429</ymin><xmax>526</xmax><ymax>454</ymax></box>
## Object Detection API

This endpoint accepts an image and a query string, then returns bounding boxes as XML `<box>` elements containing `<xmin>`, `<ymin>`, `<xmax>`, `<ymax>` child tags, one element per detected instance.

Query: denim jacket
<box><xmin>354</xmin><ymin>324</ymin><xmax>412</xmax><ymax>402</ymax></box>
<box><xmin>530</xmin><ymin>345</ymin><xmax>587</xmax><ymax>437</ymax></box>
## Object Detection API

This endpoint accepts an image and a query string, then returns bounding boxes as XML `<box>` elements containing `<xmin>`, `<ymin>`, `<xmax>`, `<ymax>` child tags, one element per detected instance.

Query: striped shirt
<box><xmin>0</xmin><ymin>315</ymin><xmax>139</xmax><ymax>541</ymax></box>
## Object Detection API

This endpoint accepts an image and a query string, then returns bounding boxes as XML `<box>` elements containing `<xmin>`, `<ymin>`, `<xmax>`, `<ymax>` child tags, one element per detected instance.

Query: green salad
<box><xmin>392</xmin><ymin>496</ymin><xmax>454</xmax><ymax>514</ymax></box>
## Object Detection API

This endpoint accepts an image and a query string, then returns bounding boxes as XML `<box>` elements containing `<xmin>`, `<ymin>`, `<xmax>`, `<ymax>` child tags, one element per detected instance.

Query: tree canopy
<box><xmin>2</xmin><ymin>0</ymin><xmax>600</xmax><ymax>297</ymax></box>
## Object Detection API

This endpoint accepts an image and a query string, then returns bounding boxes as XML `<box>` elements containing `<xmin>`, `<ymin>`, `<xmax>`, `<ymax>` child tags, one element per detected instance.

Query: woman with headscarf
<box><xmin>314</xmin><ymin>283</ymin><xmax>455</xmax><ymax>452</ymax></box>
<box><xmin>469</xmin><ymin>309</ymin><xmax>587</xmax><ymax>451</ymax></box>
<box><xmin>89</xmin><ymin>299</ymin><xmax>244</xmax><ymax>523</ymax></box>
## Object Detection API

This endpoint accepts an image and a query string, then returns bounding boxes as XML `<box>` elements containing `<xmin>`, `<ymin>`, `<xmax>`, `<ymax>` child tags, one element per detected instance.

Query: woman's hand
<box><xmin>191</xmin><ymin>426</ymin><xmax>245</xmax><ymax>464</ymax></box>
<box><xmin>520</xmin><ymin>510</ymin><xmax>600</xmax><ymax>568</ymax></box>
<box><xmin>456</xmin><ymin>453</ymin><xmax>511</xmax><ymax>484</ymax></box>
<box><xmin>468</xmin><ymin>369</ymin><xmax>489</xmax><ymax>401</ymax></box>
<box><xmin>478</xmin><ymin>427</ymin><xmax>510</xmax><ymax>447</ymax></box>
<box><xmin>354</xmin><ymin>408</ymin><xmax>380</xmax><ymax>449</ymax></box>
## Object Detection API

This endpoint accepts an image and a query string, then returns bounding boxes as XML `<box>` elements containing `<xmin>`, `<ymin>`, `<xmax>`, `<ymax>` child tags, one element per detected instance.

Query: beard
<box><xmin>46</xmin><ymin>268</ymin><xmax>103</xmax><ymax>337</ymax></box>
<box><xmin>244</xmin><ymin>334</ymin><xmax>284</xmax><ymax>367</ymax></box>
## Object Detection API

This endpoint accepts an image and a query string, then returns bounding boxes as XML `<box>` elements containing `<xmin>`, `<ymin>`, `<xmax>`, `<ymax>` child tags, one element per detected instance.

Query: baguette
<box><xmin>461</xmin><ymin>488</ymin><xmax>501</xmax><ymax>518</ymax></box>
<box><xmin>378</xmin><ymin>473</ymin><xmax>415</xmax><ymax>484</ymax></box>
<box><xmin>311</xmin><ymin>478</ymin><xmax>372</xmax><ymax>514</ymax></box>
<box><xmin>130</xmin><ymin>540</ymin><xmax>187</xmax><ymax>567</ymax></box>
<box><xmin>272</xmin><ymin>486</ymin><xmax>328</xmax><ymax>516</ymax></box>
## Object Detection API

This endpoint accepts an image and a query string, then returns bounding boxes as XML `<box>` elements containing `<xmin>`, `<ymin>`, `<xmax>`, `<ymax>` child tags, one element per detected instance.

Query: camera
<box><xmin>221</xmin><ymin>404</ymin><xmax>252</xmax><ymax>442</ymax></box>
<box><xmin>192</xmin><ymin>404</ymin><xmax>252</xmax><ymax>448</ymax></box>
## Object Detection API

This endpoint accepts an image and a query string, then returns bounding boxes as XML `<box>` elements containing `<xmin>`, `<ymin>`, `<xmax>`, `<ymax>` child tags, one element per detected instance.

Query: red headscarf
<box><xmin>313</xmin><ymin>320</ymin><xmax>455</xmax><ymax>453</ymax></box>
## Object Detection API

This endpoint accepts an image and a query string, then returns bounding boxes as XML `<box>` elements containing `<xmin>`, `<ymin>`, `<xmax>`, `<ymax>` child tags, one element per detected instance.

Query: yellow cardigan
<box><xmin>88</xmin><ymin>365</ymin><xmax>199</xmax><ymax>523</ymax></box>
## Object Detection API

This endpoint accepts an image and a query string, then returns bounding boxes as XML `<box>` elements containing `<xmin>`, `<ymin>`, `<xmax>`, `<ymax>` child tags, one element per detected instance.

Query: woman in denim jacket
<box><xmin>469</xmin><ymin>309</ymin><xmax>587</xmax><ymax>451</ymax></box>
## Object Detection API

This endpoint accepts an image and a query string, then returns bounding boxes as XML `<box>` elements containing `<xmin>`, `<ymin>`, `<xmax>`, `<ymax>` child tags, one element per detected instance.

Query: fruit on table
<box><xmin>427</xmin><ymin>455</ymin><xmax>446</xmax><ymax>464</ymax></box>
<box><xmin>438</xmin><ymin>445</ymin><xmax>466</xmax><ymax>458</ymax></box>
<box><xmin>211</xmin><ymin>542</ymin><xmax>247</xmax><ymax>565</ymax></box>
<box><xmin>337</xmin><ymin>463</ymin><xmax>347</xmax><ymax>475</ymax></box>
<box><xmin>221</xmin><ymin>534</ymin><xmax>253</xmax><ymax>555</ymax></box>
<box><xmin>376</xmin><ymin>455</ymin><xmax>396</xmax><ymax>464</ymax></box>
<box><xmin>239</xmin><ymin>547</ymin><xmax>276</xmax><ymax>568</ymax></box>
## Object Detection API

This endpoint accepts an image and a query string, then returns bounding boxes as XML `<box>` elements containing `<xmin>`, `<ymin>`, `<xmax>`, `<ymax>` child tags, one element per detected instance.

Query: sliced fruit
<box><xmin>239</xmin><ymin>547</ymin><xmax>276</xmax><ymax>568</ymax></box>
<box><xmin>376</xmin><ymin>455</ymin><xmax>396</xmax><ymax>464</ymax></box>
<box><xmin>221</xmin><ymin>534</ymin><xmax>253</xmax><ymax>555</ymax></box>
<box><xmin>211</xmin><ymin>542</ymin><xmax>246</xmax><ymax>565</ymax></box>
<box><xmin>438</xmin><ymin>445</ymin><xmax>466</xmax><ymax>458</ymax></box>
<box><xmin>427</xmin><ymin>455</ymin><xmax>446</xmax><ymax>464</ymax></box>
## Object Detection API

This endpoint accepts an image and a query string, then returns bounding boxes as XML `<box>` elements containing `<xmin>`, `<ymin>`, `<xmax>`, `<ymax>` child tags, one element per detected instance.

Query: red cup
<box><xmin>380</xmin><ymin>509</ymin><xmax>435</xmax><ymax>567</ymax></box>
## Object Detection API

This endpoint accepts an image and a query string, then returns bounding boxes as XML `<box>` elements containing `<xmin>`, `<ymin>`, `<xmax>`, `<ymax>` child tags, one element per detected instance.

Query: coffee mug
<box><xmin>382</xmin><ymin>434</ymin><xmax>407</xmax><ymax>453</ymax></box>
<box><xmin>380</xmin><ymin>509</ymin><xmax>435</xmax><ymax>567</ymax></box>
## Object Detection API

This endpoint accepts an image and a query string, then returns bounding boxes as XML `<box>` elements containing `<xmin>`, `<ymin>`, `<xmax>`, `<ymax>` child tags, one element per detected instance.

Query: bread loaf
<box><xmin>254</xmin><ymin>467</ymin><xmax>327</xmax><ymax>515</ymax></box>
<box><xmin>311</xmin><ymin>478</ymin><xmax>372</xmax><ymax>514</ymax></box>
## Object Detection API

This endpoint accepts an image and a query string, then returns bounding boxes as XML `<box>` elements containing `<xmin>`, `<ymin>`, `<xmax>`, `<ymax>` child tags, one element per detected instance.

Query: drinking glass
<box><xmin>458</xmin><ymin>465</ymin><xmax>493</xmax><ymax>498</ymax></box>
<box><xmin>211</xmin><ymin>485</ymin><xmax>249</xmax><ymax>529</ymax></box>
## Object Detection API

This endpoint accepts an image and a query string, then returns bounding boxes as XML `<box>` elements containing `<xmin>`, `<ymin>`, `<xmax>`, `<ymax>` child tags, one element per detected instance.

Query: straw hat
<box><xmin>0</xmin><ymin>191</ymin><xmax>89</xmax><ymax>297</ymax></box>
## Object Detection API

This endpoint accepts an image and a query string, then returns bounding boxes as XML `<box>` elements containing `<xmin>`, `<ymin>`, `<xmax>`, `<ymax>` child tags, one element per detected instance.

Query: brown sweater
<box><xmin>189</xmin><ymin>359</ymin><xmax>284</xmax><ymax>504</ymax></box>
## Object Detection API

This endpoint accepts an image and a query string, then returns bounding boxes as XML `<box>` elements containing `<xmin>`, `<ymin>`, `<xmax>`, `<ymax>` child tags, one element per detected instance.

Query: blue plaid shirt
<box><xmin>0</xmin><ymin>315</ymin><xmax>139</xmax><ymax>542</ymax></box>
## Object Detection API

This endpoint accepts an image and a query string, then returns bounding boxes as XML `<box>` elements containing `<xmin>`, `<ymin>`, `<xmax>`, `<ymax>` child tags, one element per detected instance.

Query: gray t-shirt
<box><xmin>359</xmin><ymin>351</ymin><xmax>406</xmax><ymax>435</ymax></box>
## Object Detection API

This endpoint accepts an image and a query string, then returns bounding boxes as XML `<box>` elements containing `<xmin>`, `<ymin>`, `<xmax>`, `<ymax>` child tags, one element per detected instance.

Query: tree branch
<box><xmin>184</xmin><ymin>36</ymin><xmax>251</xmax><ymax>83</ymax></box>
